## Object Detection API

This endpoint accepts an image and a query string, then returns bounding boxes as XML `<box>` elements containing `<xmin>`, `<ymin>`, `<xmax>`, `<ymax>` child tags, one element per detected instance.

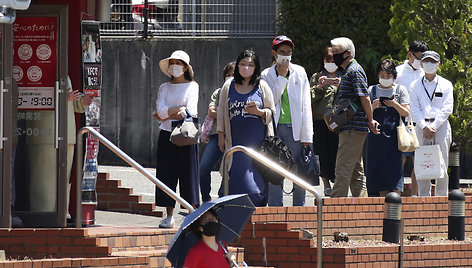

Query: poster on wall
<box><xmin>13</xmin><ymin>17</ymin><xmax>57</xmax><ymax>111</ymax></box>
<box><xmin>81</xmin><ymin>21</ymin><xmax>102</xmax><ymax>201</ymax></box>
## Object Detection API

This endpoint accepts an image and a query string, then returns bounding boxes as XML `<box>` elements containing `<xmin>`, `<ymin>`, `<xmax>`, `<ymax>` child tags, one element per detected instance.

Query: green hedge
<box><xmin>278</xmin><ymin>0</ymin><xmax>398</xmax><ymax>82</ymax></box>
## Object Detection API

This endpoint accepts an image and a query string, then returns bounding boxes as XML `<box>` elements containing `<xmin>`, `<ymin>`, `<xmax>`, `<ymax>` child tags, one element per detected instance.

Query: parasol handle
<box><xmin>218</xmin><ymin>240</ymin><xmax>240</xmax><ymax>268</ymax></box>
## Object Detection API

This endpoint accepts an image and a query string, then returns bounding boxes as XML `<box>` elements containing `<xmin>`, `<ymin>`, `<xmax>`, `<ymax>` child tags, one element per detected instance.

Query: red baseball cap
<box><xmin>272</xmin><ymin>35</ymin><xmax>294</xmax><ymax>48</ymax></box>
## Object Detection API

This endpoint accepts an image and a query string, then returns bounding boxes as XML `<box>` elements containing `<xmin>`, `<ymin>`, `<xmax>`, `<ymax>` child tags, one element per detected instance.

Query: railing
<box><xmin>75</xmin><ymin>126</ymin><xmax>195</xmax><ymax>228</ymax></box>
<box><xmin>221</xmin><ymin>145</ymin><xmax>323</xmax><ymax>268</ymax></box>
<box><xmin>101</xmin><ymin>0</ymin><xmax>277</xmax><ymax>37</ymax></box>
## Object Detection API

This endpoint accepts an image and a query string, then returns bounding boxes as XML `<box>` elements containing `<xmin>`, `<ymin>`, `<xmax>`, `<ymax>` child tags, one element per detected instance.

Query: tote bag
<box><xmin>397</xmin><ymin>116</ymin><xmax>420</xmax><ymax>152</ymax></box>
<box><xmin>414</xmin><ymin>143</ymin><xmax>445</xmax><ymax>180</ymax></box>
<box><xmin>170</xmin><ymin>115</ymin><xmax>201</xmax><ymax>146</ymax></box>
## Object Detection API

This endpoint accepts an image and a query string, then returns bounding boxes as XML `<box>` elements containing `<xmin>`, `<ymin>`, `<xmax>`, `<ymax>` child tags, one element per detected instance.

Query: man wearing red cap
<box><xmin>261</xmin><ymin>35</ymin><xmax>313</xmax><ymax>206</ymax></box>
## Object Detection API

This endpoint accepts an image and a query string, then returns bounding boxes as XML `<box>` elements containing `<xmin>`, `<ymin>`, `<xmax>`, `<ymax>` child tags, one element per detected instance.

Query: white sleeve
<box><xmin>431</xmin><ymin>81</ymin><xmax>453</xmax><ymax>130</ymax></box>
<box><xmin>409</xmin><ymin>83</ymin><xmax>426</xmax><ymax>129</ymax></box>
<box><xmin>185</xmin><ymin>82</ymin><xmax>199</xmax><ymax>116</ymax></box>
<box><xmin>300</xmin><ymin>70</ymin><xmax>313</xmax><ymax>143</ymax></box>
<box><xmin>156</xmin><ymin>84</ymin><xmax>170</xmax><ymax>119</ymax></box>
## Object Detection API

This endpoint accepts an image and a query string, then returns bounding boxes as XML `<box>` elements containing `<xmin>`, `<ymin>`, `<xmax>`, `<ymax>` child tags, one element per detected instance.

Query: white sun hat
<box><xmin>159</xmin><ymin>50</ymin><xmax>194</xmax><ymax>78</ymax></box>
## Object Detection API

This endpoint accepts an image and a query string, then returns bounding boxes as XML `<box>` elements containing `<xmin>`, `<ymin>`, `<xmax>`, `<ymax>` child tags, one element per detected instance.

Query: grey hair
<box><xmin>330</xmin><ymin>37</ymin><xmax>356</xmax><ymax>58</ymax></box>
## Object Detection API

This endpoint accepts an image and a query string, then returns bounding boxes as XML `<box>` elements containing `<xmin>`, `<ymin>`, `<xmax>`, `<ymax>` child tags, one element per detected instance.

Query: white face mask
<box><xmin>324</xmin><ymin>62</ymin><xmax>338</xmax><ymax>73</ymax></box>
<box><xmin>422</xmin><ymin>62</ymin><xmax>438</xmax><ymax>74</ymax></box>
<box><xmin>276</xmin><ymin>54</ymin><xmax>291</xmax><ymax>64</ymax></box>
<box><xmin>412</xmin><ymin>59</ymin><xmax>422</xmax><ymax>70</ymax></box>
<box><xmin>168</xmin><ymin>64</ymin><xmax>185</xmax><ymax>77</ymax></box>
<box><xmin>379</xmin><ymin>78</ymin><xmax>394</xmax><ymax>88</ymax></box>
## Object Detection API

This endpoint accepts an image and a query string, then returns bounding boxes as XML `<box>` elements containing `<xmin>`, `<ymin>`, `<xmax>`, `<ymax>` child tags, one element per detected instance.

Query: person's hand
<box><xmin>67</xmin><ymin>90</ymin><xmax>81</xmax><ymax>102</ymax></box>
<box><xmin>218</xmin><ymin>135</ymin><xmax>225</xmax><ymax>153</ymax></box>
<box><xmin>276</xmin><ymin>59</ymin><xmax>290</xmax><ymax>77</ymax></box>
<box><xmin>318</xmin><ymin>76</ymin><xmax>328</xmax><ymax>87</ymax></box>
<box><xmin>244</xmin><ymin>101</ymin><xmax>262</xmax><ymax>116</ymax></box>
<box><xmin>368</xmin><ymin>119</ymin><xmax>381</xmax><ymax>135</ymax></box>
<box><xmin>372</xmin><ymin>99</ymin><xmax>381</xmax><ymax>110</ymax></box>
<box><xmin>383</xmin><ymin>98</ymin><xmax>398</xmax><ymax>108</ymax></box>
<box><xmin>301</xmin><ymin>142</ymin><xmax>310</xmax><ymax>147</ymax></box>
<box><xmin>423</xmin><ymin>126</ymin><xmax>436</xmax><ymax>140</ymax></box>
<box><xmin>152</xmin><ymin>110</ymin><xmax>162</xmax><ymax>121</ymax></box>
<box><xmin>83</xmin><ymin>94</ymin><xmax>93</xmax><ymax>106</ymax></box>
<box><xmin>225</xmin><ymin>252</ymin><xmax>237</xmax><ymax>267</ymax></box>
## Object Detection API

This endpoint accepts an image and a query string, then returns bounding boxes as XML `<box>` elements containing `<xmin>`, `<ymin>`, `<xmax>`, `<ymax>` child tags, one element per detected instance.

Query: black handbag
<box><xmin>323</xmin><ymin>97</ymin><xmax>358</xmax><ymax>133</ymax></box>
<box><xmin>254</xmin><ymin>112</ymin><xmax>295</xmax><ymax>185</ymax></box>
<box><xmin>297</xmin><ymin>146</ymin><xmax>320</xmax><ymax>186</ymax></box>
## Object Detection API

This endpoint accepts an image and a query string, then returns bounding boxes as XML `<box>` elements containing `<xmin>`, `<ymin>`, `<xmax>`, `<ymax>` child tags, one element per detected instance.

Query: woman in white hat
<box><xmin>154</xmin><ymin>50</ymin><xmax>200</xmax><ymax>228</ymax></box>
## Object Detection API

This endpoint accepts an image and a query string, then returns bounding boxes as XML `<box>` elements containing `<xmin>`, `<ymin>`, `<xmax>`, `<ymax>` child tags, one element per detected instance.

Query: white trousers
<box><xmin>415</xmin><ymin>121</ymin><xmax>452</xmax><ymax>196</ymax></box>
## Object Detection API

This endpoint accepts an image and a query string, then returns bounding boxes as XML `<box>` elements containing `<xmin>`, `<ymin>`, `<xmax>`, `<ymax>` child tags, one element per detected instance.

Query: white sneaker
<box><xmin>159</xmin><ymin>216</ymin><xmax>175</xmax><ymax>228</ymax></box>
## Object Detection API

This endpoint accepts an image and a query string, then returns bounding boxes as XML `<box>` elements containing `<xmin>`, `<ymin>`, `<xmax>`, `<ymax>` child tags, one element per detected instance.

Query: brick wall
<box><xmin>237</xmin><ymin>221</ymin><xmax>472</xmax><ymax>267</ymax></box>
<box><xmin>250</xmin><ymin>196</ymin><xmax>472</xmax><ymax>240</ymax></box>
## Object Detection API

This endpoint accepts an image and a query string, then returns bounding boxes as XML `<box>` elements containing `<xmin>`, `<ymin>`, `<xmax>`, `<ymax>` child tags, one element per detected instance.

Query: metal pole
<box><xmin>222</xmin><ymin>145</ymin><xmax>323</xmax><ymax>268</ymax></box>
<box><xmin>76</xmin><ymin>127</ymin><xmax>195</xmax><ymax>228</ymax></box>
<box><xmin>143</xmin><ymin>0</ymin><xmax>149</xmax><ymax>39</ymax></box>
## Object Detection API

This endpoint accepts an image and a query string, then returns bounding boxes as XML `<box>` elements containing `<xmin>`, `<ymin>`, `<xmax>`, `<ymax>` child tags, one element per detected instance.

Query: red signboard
<box><xmin>13</xmin><ymin>17</ymin><xmax>57</xmax><ymax>110</ymax></box>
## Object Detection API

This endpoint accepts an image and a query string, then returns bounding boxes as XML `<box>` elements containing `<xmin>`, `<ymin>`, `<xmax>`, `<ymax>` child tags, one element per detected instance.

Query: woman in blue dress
<box><xmin>217</xmin><ymin>50</ymin><xmax>276</xmax><ymax>206</ymax></box>
<box><xmin>366</xmin><ymin>59</ymin><xmax>410</xmax><ymax>196</ymax></box>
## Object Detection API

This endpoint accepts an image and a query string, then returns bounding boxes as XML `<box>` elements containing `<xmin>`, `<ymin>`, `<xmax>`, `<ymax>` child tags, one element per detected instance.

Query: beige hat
<box><xmin>159</xmin><ymin>50</ymin><xmax>194</xmax><ymax>78</ymax></box>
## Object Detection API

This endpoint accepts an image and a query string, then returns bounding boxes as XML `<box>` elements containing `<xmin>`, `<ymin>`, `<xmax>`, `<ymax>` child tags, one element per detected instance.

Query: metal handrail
<box><xmin>222</xmin><ymin>145</ymin><xmax>323</xmax><ymax>268</ymax></box>
<box><xmin>75</xmin><ymin>127</ymin><xmax>195</xmax><ymax>228</ymax></box>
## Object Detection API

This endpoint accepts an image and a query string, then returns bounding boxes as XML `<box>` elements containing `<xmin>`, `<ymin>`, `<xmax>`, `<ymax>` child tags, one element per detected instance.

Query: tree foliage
<box><xmin>389</xmin><ymin>0</ymin><xmax>472</xmax><ymax>152</ymax></box>
<box><xmin>278</xmin><ymin>0</ymin><xmax>397</xmax><ymax>82</ymax></box>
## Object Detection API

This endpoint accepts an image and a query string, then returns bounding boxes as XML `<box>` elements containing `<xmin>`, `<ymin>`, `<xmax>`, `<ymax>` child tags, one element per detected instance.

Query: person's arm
<box><xmin>208</xmin><ymin>88</ymin><xmax>220</xmax><ymax>119</ymax></box>
<box><xmin>360</xmin><ymin>95</ymin><xmax>380</xmax><ymax>134</ymax></box>
<box><xmin>185</xmin><ymin>82</ymin><xmax>199</xmax><ymax>117</ymax></box>
<box><xmin>208</xmin><ymin>106</ymin><xmax>217</xmax><ymax>119</ymax></box>
<box><xmin>300</xmin><ymin>70</ymin><xmax>313</xmax><ymax>145</ymax></box>
<box><xmin>431</xmin><ymin>80</ymin><xmax>454</xmax><ymax>130</ymax></box>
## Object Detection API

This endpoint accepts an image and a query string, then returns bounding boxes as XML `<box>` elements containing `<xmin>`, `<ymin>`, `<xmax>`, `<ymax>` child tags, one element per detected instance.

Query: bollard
<box><xmin>448</xmin><ymin>189</ymin><xmax>465</xmax><ymax>240</ymax></box>
<box><xmin>448</xmin><ymin>144</ymin><xmax>460</xmax><ymax>190</ymax></box>
<box><xmin>382</xmin><ymin>192</ymin><xmax>402</xmax><ymax>243</ymax></box>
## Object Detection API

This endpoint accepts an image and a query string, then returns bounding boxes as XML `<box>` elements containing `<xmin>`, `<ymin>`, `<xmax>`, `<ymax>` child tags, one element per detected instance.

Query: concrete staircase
<box><xmin>96</xmin><ymin>173</ymin><xmax>163</xmax><ymax>217</ymax></box>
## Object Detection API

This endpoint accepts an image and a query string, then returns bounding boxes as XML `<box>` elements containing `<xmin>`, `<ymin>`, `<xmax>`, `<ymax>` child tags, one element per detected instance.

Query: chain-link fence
<box><xmin>100</xmin><ymin>0</ymin><xmax>277</xmax><ymax>37</ymax></box>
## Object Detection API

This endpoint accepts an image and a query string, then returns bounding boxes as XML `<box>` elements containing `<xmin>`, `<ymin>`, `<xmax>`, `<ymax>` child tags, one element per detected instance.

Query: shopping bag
<box><xmin>397</xmin><ymin>116</ymin><xmax>420</xmax><ymax>152</ymax></box>
<box><xmin>414</xmin><ymin>144</ymin><xmax>445</xmax><ymax>180</ymax></box>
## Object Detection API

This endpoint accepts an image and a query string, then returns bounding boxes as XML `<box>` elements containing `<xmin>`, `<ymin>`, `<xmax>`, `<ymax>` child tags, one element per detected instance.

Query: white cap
<box><xmin>159</xmin><ymin>50</ymin><xmax>194</xmax><ymax>78</ymax></box>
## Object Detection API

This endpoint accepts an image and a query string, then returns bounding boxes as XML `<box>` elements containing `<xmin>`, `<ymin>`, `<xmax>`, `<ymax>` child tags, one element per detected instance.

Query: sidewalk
<box><xmin>95</xmin><ymin>165</ymin><xmax>326</xmax><ymax>227</ymax></box>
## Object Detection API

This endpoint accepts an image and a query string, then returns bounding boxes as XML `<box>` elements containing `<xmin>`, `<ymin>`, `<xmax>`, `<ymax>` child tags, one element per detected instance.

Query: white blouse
<box><xmin>155</xmin><ymin>81</ymin><xmax>199</xmax><ymax>132</ymax></box>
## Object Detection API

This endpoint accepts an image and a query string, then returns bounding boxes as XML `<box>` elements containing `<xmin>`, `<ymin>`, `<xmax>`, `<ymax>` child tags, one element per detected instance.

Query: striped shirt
<box><xmin>337</xmin><ymin>60</ymin><xmax>369</xmax><ymax>133</ymax></box>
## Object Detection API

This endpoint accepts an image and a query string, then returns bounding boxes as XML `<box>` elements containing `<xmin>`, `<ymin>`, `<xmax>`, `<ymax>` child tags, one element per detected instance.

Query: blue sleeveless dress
<box><xmin>228</xmin><ymin>81</ymin><xmax>267</xmax><ymax>206</ymax></box>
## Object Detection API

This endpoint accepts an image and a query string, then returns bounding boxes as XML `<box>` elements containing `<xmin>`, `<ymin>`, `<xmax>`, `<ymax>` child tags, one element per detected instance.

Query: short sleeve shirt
<box><xmin>183</xmin><ymin>240</ymin><xmax>230</xmax><ymax>268</ymax></box>
<box><xmin>368</xmin><ymin>84</ymin><xmax>410</xmax><ymax>105</ymax></box>
<box><xmin>337</xmin><ymin>60</ymin><xmax>369</xmax><ymax>133</ymax></box>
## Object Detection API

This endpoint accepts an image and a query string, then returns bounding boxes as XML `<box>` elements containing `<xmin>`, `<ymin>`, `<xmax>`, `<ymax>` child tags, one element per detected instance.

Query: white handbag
<box><xmin>397</xmin><ymin>116</ymin><xmax>420</xmax><ymax>152</ymax></box>
<box><xmin>414</xmin><ymin>141</ymin><xmax>445</xmax><ymax>181</ymax></box>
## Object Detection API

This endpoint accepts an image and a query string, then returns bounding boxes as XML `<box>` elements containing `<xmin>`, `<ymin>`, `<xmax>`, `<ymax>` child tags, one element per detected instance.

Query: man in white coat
<box><xmin>261</xmin><ymin>35</ymin><xmax>313</xmax><ymax>206</ymax></box>
<box><xmin>410</xmin><ymin>51</ymin><xmax>453</xmax><ymax>196</ymax></box>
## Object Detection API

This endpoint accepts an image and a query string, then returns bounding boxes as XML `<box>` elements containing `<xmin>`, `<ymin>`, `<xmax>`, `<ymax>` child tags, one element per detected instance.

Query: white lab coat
<box><xmin>261</xmin><ymin>64</ymin><xmax>313</xmax><ymax>143</ymax></box>
<box><xmin>410</xmin><ymin>74</ymin><xmax>453</xmax><ymax>196</ymax></box>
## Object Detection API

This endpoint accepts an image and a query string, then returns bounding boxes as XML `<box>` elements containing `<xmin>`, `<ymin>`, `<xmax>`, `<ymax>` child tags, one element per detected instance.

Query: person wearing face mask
<box><xmin>310</xmin><ymin>47</ymin><xmax>342</xmax><ymax>197</ymax></box>
<box><xmin>199</xmin><ymin>62</ymin><xmax>236</xmax><ymax>203</ymax></box>
<box><xmin>217</xmin><ymin>50</ymin><xmax>276</xmax><ymax>206</ymax></box>
<box><xmin>329</xmin><ymin>37</ymin><xmax>380</xmax><ymax>198</ymax></box>
<box><xmin>155</xmin><ymin>50</ymin><xmax>200</xmax><ymax>228</ymax></box>
<box><xmin>395</xmin><ymin>40</ymin><xmax>429</xmax><ymax>197</ymax></box>
<box><xmin>366</xmin><ymin>59</ymin><xmax>410</xmax><ymax>197</ymax></box>
<box><xmin>184</xmin><ymin>209</ymin><xmax>231</xmax><ymax>268</ymax></box>
<box><xmin>261</xmin><ymin>35</ymin><xmax>313</xmax><ymax>206</ymax></box>
<box><xmin>409</xmin><ymin>51</ymin><xmax>453</xmax><ymax>197</ymax></box>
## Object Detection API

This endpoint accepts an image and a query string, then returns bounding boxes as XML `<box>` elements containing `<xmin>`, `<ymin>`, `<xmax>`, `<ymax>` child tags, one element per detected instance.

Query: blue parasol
<box><xmin>166</xmin><ymin>194</ymin><xmax>255</xmax><ymax>268</ymax></box>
